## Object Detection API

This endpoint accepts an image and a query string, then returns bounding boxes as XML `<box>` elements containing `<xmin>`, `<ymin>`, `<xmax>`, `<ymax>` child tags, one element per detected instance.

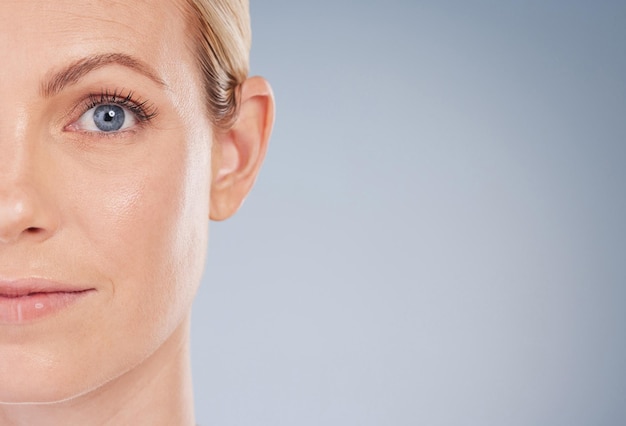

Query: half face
<box><xmin>0</xmin><ymin>0</ymin><xmax>212</xmax><ymax>402</ymax></box>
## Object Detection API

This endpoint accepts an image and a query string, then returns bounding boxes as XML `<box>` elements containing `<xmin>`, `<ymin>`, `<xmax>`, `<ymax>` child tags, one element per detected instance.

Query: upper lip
<box><xmin>0</xmin><ymin>278</ymin><xmax>93</xmax><ymax>298</ymax></box>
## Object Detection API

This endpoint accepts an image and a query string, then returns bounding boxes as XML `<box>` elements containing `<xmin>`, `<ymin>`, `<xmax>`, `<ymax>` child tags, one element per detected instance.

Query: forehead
<box><xmin>0</xmin><ymin>0</ymin><xmax>193</xmax><ymax>87</ymax></box>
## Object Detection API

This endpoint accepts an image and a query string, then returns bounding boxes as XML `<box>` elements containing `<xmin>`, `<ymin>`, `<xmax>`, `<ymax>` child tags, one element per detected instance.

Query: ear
<box><xmin>209</xmin><ymin>76</ymin><xmax>275</xmax><ymax>221</ymax></box>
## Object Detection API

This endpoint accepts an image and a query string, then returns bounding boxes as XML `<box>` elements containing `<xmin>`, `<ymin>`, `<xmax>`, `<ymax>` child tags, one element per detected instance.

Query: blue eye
<box><xmin>93</xmin><ymin>105</ymin><xmax>125</xmax><ymax>131</ymax></box>
<box><xmin>75</xmin><ymin>103</ymin><xmax>137</xmax><ymax>133</ymax></box>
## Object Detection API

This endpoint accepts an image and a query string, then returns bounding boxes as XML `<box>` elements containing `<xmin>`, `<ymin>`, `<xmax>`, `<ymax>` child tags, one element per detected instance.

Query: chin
<box><xmin>0</xmin><ymin>345</ymin><xmax>130</xmax><ymax>405</ymax></box>
<box><xmin>0</xmin><ymin>381</ymin><xmax>82</xmax><ymax>405</ymax></box>
<box><xmin>0</xmin><ymin>366</ymin><xmax>101</xmax><ymax>405</ymax></box>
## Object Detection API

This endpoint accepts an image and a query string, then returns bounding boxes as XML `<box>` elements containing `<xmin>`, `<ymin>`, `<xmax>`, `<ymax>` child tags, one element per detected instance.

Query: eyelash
<box><xmin>81</xmin><ymin>89</ymin><xmax>158</xmax><ymax>124</ymax></box>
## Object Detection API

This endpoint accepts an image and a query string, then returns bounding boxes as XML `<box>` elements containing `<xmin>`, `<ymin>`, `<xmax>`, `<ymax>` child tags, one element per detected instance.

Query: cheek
<box><xmin>64</xmin><ymin>132</ymin><xmax>210</xmax><ymax>338</ymax></box>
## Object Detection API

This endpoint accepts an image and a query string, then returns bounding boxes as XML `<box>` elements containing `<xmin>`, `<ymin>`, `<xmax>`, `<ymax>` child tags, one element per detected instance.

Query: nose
<box><xmin>0</xmin><ymin>164</ymin><xmax>59</xmax><ymax>244</ymax></box>
<box><xmin>0</xmin><ymin>187</ymin><xmax>51</xmax><ymax>243</ymax></box>
<box><xmin>0</xmin><ymin>102</ymin><xmax>60</xmax><ymax>244</ymax></box>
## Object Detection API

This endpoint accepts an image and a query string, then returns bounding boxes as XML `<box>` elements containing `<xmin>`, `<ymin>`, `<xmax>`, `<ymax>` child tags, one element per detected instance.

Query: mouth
<box><xmin>0</xmin><ymin>289</ymin><xmax>92</xmax><ymax>298</ymax></box>
<box><xmin>0</xmin><ymin>279</ymin><xmax>95</xmax><ymax>324</ymax></box>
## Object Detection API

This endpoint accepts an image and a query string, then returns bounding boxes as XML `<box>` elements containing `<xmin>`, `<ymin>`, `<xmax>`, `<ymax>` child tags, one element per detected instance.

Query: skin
<box><xmin>0</xmin><ymin>1</ymin><xmax>274</xmax><ymax>425</ymax></box>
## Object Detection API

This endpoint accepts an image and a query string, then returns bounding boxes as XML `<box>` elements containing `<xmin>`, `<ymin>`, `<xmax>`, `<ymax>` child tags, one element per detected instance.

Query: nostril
<box><xmin>0</xmin><ymin>225</ymin><xmax>54</xmax><ymax>244</ymax></box>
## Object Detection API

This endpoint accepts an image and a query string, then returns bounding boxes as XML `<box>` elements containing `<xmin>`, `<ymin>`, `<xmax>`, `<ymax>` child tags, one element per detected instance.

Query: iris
<box><xmin>93</xmin><ymin>105</ymin><xmax>125</xmax><ymax>132</ymax></box>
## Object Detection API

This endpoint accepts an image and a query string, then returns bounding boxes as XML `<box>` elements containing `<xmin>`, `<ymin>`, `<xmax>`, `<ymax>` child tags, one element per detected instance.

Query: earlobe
<box><xmin>209</xmin><ymin>76</ymin><xmax>275</xmax><ymax>221</ymax></box>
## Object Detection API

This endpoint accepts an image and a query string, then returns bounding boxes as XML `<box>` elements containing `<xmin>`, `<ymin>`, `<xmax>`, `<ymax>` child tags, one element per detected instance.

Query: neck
<box><xmin>0</xmin><ymin>317</ymin><xmax>195</xmax><ymax>426</ymax></box>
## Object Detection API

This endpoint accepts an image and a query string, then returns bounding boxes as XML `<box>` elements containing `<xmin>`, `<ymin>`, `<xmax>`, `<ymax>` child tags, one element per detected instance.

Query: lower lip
<box><xmin>0</xmin><ymin>291</ymin><xmax>93</xmax><ymax>324</ymax></box>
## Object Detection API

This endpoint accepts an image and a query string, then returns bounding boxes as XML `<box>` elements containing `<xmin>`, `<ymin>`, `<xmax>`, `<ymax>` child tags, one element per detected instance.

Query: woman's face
<box><xmin>0</xmin><ymin>0</ymin><xmax>213</xmax><ymax>402</ymax></box>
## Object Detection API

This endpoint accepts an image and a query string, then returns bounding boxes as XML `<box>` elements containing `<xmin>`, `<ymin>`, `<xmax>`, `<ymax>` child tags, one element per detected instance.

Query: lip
<box><xmin>0</xmin><ymin>278</ymin><xmax>95</xmax><ymax>324</ymax></box>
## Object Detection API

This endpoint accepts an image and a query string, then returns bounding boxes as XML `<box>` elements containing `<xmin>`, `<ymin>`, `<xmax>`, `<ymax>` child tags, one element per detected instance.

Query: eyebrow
<box><xmin>40</xmin><ymin>53</ymin><xmax>166</xmax><ymax>97</ymax></box>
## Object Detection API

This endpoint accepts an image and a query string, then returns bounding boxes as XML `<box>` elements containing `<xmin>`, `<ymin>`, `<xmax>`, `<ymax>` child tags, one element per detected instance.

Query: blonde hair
<box><xmin>181</xmin><ymin>0</ymin><xmax>251</xmax><ymax>129</ymax></box>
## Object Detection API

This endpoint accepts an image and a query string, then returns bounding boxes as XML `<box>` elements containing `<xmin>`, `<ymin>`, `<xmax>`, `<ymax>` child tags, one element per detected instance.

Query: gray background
<box><xmin>191</xmin><ymin>1</ymin><xmax>626</xmax><ymax>425</ymax></box>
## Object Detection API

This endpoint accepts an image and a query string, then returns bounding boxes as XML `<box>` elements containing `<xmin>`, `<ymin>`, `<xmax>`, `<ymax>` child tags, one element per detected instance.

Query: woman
<box><xmin>0</xmin><ymin>0</ymin><xmax>274</xmax><ymax>424</ymax></box>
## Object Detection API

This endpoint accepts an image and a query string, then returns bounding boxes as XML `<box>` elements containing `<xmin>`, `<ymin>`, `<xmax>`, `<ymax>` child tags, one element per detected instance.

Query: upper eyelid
<box><xmin>81</xmin><ymin>90</ymin><xmax>158</xmax><ymax>122</ymax></box>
